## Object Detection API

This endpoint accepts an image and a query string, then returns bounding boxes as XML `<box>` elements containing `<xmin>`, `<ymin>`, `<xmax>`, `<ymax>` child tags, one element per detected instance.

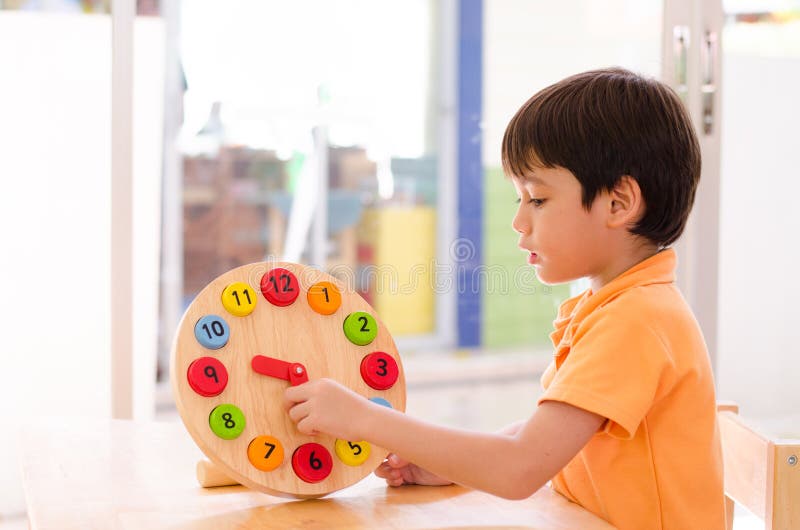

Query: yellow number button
<box><xmin>334</xmin><ymin>439</ymin><xmax>371</xmax><ymax>466</ymax></box>
<box><xmin>307</xmin><ymin>281</ymin><xmax>341</xmax><ymax>315</ymax></box>
<box><xmin>221</xmin><ymin>281</ymin><xmax>257</xmax><ymax>317</ymax></box>
<box><xmin>248</xmin><ymin>435</ymin><xmax>284</xmax><ymax>472</ymax></box>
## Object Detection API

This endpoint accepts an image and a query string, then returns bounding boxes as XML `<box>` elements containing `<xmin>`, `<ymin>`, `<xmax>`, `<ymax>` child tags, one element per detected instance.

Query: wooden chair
<box><xmin>718</xmin><ymin>402</ymin><xmax>800</xmax><ymax>530</ymax></box>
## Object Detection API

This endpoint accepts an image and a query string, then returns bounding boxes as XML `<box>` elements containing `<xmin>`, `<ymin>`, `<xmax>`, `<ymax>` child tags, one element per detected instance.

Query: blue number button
<box><xmin>194</xmin><ymin>315</ymin><xmax>230</xmax><ymax>350</ymax></box>
<box><xmin>370</xmin><ymin>397</ymin><xmax>393</xmax><ymax>409</ymax></box>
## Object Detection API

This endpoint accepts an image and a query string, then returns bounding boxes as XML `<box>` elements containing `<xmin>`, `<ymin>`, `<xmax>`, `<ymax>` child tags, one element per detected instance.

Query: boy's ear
<box><xmin>606</xmin><ymin>175</ymin><xmax>645</xmax><ymax>228</ymax></box>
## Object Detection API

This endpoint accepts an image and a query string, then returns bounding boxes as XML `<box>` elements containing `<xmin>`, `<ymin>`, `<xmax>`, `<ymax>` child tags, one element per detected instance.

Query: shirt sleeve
<box><xmin>538</xmin><ymin>306</ymin><xmax>672</xmax><ymax>440</ymax></box>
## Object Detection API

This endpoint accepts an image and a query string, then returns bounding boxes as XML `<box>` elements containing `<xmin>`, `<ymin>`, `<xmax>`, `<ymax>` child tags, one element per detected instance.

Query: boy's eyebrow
<box><xmin>523</xmin><ymin>174</ymin><xmax>549</xmax><ymax>186</ymax></box>
<box><xmin>511</xmin><ymin>172</ymin><xmax>548</xmax><ymax>186</ymax></box>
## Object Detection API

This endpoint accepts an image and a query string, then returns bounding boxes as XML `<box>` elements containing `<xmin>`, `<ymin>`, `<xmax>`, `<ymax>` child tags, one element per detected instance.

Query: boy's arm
<box><xmin>375</xmin><ymin>417</ymin><xmax>526</xmax><ymax>487</ymax></box>
<box><xmin>497</xmin><ymin>419</ymin><xmax>526</xmax><ymax>435</ymax></box>
<box><xmin>285</xmin><ymin>379</ymin><xmax>604</xmax><ymax>500</ymax></box>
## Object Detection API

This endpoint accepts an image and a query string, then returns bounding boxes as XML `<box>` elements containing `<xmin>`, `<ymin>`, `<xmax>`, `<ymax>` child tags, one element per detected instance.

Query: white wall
<box><xmin>717</xmin><ymin>22</ymin><xmax>800</xmax><ymax>421</ymax></box>
<box><xmin>0</xmin><ymin>12</ymin><xmax>163</xmax><ymax>514</ymax></box>
<box><xmin>483</xmin><ymin>0</ymin><xmax>662</xmax><ymax>166</ymax></box>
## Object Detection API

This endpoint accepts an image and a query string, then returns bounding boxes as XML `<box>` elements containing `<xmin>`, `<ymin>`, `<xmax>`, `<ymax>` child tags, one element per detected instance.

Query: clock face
<box><xmin>170</xmin><ymin>262</ymin><xmax>406</xmax><ymax>498</ymax></box>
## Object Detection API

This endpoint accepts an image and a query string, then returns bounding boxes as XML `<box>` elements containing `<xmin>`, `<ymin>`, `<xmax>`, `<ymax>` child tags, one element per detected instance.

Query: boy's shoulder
<box><xmin>572</xmin><ymin>281</ymin><xmax>698</xmax><ymax>343</ymax></box>
<box><xmin>600</xmin><ymin>281</ymin><xmax>688</xmax><ymax>321</ymax></box>
<box><xmin>552</xmin><ymin>283</ymin><xmax>708</xmax><ymax>392</ymax></box>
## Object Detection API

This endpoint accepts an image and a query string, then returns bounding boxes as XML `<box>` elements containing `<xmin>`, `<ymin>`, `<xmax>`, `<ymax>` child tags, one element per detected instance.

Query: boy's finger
<box><xmin>283</xmin><ymin>384</ymin><xmax>307</xmax><ymax>410</ymax></box>
<box><xmin>374</xmin><ymin>462</ymin><xmax>392</xmax><ymax>478</ymax></box>
<box><xmin>374</xmin><ymin>464</ymin><xmax>402</xmax><ymax>482</ymax></box>
<box><xmin>289</xmin><ymin>401</ymin><xmax>316</xmax><ymax>425</ymax></box>
<box><xmin>296</xmin><ymin>416</ymin><xmax>317</xmax><ymax>436</ymax></box>
<box><xmin>387</xmin><ymin>454</ymin><xmax>409</xmax><ymax>468</ymax></box>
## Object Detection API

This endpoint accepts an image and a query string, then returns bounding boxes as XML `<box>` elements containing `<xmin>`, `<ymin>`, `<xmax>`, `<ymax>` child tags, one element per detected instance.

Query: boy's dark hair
<box><xmin>501</xmin><ymin>67</ymin><xmax>701</xmax><ymax>248</ymax></box>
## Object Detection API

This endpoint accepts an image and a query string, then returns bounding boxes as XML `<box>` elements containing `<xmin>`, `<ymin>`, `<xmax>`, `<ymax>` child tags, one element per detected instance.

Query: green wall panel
<box><xmin>482</xmin><ymin>167</ymin><xmax>571</xmax><ymax>348</ymax></box>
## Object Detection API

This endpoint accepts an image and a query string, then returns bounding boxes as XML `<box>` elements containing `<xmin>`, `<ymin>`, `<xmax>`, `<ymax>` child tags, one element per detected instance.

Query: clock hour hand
<box><xmin>251</xmin><ymin>355</ymin><xmax>309</xmax><ymax>386</ymax></box>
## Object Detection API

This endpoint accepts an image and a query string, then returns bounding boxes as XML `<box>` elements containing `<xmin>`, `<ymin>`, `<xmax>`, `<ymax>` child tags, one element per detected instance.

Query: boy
<box><xmin>284</xmin><ymin>67</ymin><xmax>726</xmax><ymax>529</ymax></box>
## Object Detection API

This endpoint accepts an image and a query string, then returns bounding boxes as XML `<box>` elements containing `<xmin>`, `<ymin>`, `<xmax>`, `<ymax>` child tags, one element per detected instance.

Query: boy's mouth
<box><xmin>527</xmin><ymin>252</ymin><xmax>539</xmax><ymax>264</ymax></box>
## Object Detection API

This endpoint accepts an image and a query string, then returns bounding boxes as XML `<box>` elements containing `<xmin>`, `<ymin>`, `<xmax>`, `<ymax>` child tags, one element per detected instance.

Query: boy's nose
<box><xmin>512</xmin><ymin>209</ymin><xmax>529</xmax><ymax>234</ymax></box>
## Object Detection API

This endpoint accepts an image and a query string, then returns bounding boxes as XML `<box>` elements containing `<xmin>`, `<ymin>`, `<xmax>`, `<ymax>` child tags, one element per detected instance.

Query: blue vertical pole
<box><xmin>457</xmin><ymin>0</ymin><xmax>483</xmax><ymax>348</ymax></box>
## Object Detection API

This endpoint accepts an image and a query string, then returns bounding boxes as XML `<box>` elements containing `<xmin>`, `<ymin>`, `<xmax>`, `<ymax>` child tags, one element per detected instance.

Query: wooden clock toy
<box><xmin>170</xmin><ymin>261</ymin><xmax>406</xmax><ymax>499</ymax></box>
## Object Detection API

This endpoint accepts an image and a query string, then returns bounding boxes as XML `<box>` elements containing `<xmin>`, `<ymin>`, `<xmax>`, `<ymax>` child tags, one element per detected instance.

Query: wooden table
<box><xmin>19</xmin><ymin>418</ymin><xmax>616</xmax><ymax>529</ymax></box>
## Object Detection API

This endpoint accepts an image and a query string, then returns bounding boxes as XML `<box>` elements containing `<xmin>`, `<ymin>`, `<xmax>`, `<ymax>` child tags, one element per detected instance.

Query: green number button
<box><xmin>209</xmin><ymin>404</ymin><xmax>246</xmax><ymax>440</ymax></box>
<box><xmin>343</xmin><ymin>312</ymin><xmax>377</xmax><ymax>346</ymax></box>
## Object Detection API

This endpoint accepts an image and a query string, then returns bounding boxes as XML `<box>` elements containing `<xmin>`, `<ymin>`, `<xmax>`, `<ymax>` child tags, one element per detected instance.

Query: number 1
<box><xmin>202</xmin><ymin>321</ymin><xmax>225</xmax><ymax>339</ymax></box>
<box><xmin>232</xmin><ymin>289</ymin><xmax>252</xmax><ymax>306</ymax></box>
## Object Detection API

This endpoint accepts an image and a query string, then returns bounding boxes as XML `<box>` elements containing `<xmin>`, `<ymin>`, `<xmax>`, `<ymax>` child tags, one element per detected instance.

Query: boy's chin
<box><xmin>534</xmin><ymin>269</ymin><xmax>577</xmax><ymax>287</ymax></box>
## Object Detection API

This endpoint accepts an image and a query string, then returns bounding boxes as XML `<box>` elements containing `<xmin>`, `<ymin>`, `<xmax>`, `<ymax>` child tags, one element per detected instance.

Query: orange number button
<box><xmin>248</xmin><ymin>435</ymin><xmax>284</xmax><ymax>471</ymax></box>
<box><xmin>307</xmin><ymin>281</ymin><xmax>341</xmax><ymax>315</ymax></box>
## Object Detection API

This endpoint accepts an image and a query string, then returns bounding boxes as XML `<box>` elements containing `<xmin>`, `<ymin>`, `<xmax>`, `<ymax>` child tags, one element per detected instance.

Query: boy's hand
<box><xmin>375</xmin><ymin>454</ymin><xmax>453</xmax><ymax>487</ymax></box>
<box><xmin>284</xmin><ymin>378</ymin><xmax>371</xmax><ymax>441</ymax></box>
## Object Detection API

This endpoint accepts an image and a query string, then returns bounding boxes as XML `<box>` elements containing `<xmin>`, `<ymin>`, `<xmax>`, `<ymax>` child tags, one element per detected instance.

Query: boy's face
<box><xmin>511</xmin><ymin>166</ymin><xmax>612</xmax><ymax>286</ymax></box>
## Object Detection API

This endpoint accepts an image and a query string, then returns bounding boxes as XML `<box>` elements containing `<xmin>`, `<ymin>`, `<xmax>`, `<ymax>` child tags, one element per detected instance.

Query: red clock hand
<box><xmin>251</xmin><ymin>355</ymin><xmax>309</xmax><ymax>385</ymax></box>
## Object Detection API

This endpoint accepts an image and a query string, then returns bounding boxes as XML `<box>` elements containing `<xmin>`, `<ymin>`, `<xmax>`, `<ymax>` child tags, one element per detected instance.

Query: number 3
<box><xmin>375</xmin><ymin>358</ymin><xmax>388</xmax><ymax>377</ymax></box>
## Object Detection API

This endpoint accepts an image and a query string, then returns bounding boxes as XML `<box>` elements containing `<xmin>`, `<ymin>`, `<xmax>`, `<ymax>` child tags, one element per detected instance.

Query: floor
<box><xmin>0</xmin><ymin>506</ymin><xmax>767</xmax><ymax>530</ymax></box>
<box><xmin>3</xmin><ymin>348</ymin><xmax>773</xmax><ymax>530</ymax></box>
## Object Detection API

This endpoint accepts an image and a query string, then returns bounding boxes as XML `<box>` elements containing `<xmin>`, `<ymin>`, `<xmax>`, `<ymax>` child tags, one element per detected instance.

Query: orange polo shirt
<box><xmin>539</xmin><ymin>249</ymin><xmax>725</xmax><ymax>530</ymax></box>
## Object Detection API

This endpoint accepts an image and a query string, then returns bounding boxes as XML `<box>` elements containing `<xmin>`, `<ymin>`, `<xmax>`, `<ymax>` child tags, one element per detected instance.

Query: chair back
<box><xmin>718</xmin><ymin>402</ymin><xmax>800</xmax><ymax>530</ymax></box>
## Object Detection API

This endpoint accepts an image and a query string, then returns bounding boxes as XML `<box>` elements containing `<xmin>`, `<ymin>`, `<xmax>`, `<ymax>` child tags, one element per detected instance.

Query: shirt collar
<box><xmin>549</xmin><ymin>248</ymin><xmax>677</xmax><ymax>350</ymax></box>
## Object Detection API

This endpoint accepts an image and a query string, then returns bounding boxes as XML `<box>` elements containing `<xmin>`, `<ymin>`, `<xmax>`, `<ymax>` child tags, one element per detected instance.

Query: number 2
<box><xmin>269</xmin><ymin>274</ymin><xmax>294</xmax><ymax>293</ymax></box>
<box><xmin>358</xmin><ymin>316</ymin><xmax>370</xmax><ymax>332</ymax></box>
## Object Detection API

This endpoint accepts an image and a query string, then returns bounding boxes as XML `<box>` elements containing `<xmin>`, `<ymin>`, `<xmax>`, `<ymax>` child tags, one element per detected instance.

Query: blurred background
<box><xmin>0</xmin><ymin>0</ymin><xmax>798</xmax><ymax>527</ymax></box>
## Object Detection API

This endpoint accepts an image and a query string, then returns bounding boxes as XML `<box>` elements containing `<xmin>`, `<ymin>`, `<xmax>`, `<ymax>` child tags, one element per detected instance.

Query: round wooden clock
<box><xmin>170</xmin><ymin>261</ymin><xmax>406</xmax><ymax>498</ymax></box>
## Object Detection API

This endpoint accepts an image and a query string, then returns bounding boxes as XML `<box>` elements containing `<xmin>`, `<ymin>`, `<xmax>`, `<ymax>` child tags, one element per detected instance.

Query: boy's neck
<box><xmin>588</xmin><ymin>240</ymin><xmax>661</xmax><ymax>294</ymax></box>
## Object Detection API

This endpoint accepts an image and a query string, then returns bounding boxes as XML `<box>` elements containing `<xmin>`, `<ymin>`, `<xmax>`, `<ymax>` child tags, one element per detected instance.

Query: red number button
<box><xmin>260</xmin><ymin>268</ymin><xmax>299</xmax><ymax>307</ymax></box>
<box><xmin>292</xmin><ymin>443</ymin><xmax>333</xmax><ymax>483</ymax></box>
<box><xmin>360</xmin><ymin>351</ymin><xmax>399</xmax><ymax>390</ymax></box>
<box><xmin>187</xmin><ymin>357</ymin><xmax>228</xmax><ymax>397</ymax></box>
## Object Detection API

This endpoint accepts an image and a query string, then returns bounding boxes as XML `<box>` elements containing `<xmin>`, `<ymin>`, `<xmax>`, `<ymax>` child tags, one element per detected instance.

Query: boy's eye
<box><xmin>515</xmin><ymin>198</ymin><xmax>545</xmax><ymax>207</ymax></box>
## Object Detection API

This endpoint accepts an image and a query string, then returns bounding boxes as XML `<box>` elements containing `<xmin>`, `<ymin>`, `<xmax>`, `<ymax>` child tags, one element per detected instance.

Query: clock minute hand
<box><xmin>251</xmin><ymin>355</ymin><xmax>309</xmax><ymax>386</ymax></box>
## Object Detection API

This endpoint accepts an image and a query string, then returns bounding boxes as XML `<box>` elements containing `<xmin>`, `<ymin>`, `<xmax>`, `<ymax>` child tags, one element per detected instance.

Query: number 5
<box><xmin>347</xmin><ymin>441</ymin><xmax>362</xmax><ymax>456</ymax></box>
